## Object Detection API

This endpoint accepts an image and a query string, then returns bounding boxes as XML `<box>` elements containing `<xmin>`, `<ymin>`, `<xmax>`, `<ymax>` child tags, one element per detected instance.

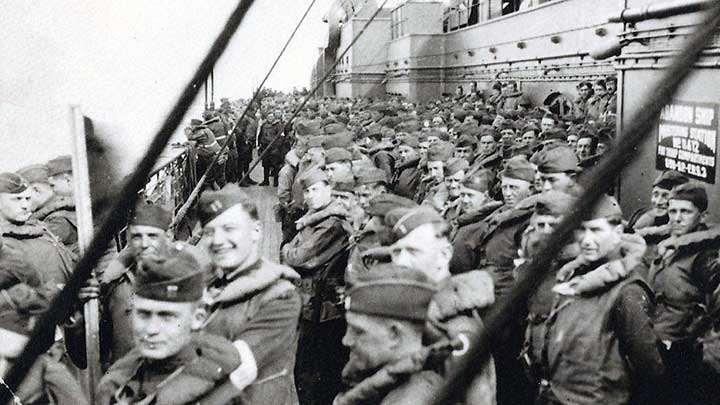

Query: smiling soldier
<box><xmin>648</xmin><ymin>182</ymin><xmax>720</xmax><ymax>404</ymax></box>
<box><xmin>527</xmin><ymin>195</ymin><xmax>665</xmax><ymax>404</ymax></box>
<box><xmin>198</xmin><ymin>184</ymin><xmax>302</xmax><ymax>405</ymax></box>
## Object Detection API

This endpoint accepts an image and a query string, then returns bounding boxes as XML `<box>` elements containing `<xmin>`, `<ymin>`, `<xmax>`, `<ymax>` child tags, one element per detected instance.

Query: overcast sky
<box><xmin>0</xmin><ymin>0</ymin><xmax>334</xmax><ymax>172</ymax></box>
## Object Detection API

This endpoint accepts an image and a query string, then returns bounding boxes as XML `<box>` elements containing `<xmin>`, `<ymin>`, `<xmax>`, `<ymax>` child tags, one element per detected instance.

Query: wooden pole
<box><xmin>68</xmin><ymin>106</ymin><xmax>101</xmax><ymax>402</ymax></box>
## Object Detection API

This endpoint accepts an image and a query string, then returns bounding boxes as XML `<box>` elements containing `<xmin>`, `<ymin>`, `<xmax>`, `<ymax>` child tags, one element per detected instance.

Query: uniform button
<box><xmin>540</xmin><ymin>379</ymin><xmax>550</xmax><ymax>388</ymax></box>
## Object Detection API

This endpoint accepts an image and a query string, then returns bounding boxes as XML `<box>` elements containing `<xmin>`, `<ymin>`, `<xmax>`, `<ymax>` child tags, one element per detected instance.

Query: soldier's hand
<box><xmin>78</xmin><ymin>277</ymin><xmax>101</xmax><ymax>302</ymax></box>
<box><xmin>229</xmin><ymin>340</ymin><xmax>257</xmax><ymax>391</ymax></box>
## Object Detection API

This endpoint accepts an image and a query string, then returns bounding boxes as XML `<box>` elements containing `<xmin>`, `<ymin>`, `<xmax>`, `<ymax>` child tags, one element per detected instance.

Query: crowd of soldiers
<box><xmin>0</xmin><ymin>76</ymin><xmax>718</xmax><ymax>405</ymax></box>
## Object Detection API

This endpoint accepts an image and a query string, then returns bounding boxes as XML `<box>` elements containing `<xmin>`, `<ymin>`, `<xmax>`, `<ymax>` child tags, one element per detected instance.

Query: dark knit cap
<box><xmin>0</xmin><ymin>173</ymin><xmax>28</xmax><ymax>194</ymax></box>
<box><xmin>670</xmin><ymin>182</ymin><xmax>708</xmax><ymax>212</ymax></box>
<box><xmin>135</xmin><ymin>245</ymin><xmax>205</xmax><ymax>302</ymax></box>
<box><xmin>131</xmin><ymin>203</ymin><xmax>172</xmax><ymax>231</ymax></box>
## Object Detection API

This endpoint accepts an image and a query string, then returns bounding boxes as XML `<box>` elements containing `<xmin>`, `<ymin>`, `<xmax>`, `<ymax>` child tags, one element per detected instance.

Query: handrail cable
<box><xmin>170</xmin><ymin>0</ymin><xmax>319</xmax><ymax>230</ymax></box>
<box><xmin>0</xmin><ymin>0</ymin><xmax>257</xmax><ymax>402</ymax></box>
<box><xmin>427</xmin><ymin>4</ymin><xmax>720</xmax><ymax>404</ymax></box>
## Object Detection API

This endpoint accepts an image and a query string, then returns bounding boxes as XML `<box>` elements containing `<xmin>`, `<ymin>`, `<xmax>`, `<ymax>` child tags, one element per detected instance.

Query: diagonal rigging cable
<box><xmin>426</xmin><ymin>4</ymin><xmax>720</xmax><ymax>404</ymax></box>
<box><xmin>171</xmin><ymin>0</ymin><xmax>391</xmax><ymax>229</ymax></box>
<box><xmin>238</xmin><ymin>0</ymin><xmax>393</xmax><ymax>185</ymax></box>
<box><xmin>170</xmin><ymin>0</ymin><xmax>319</xmax><ymax>230</ymax></box>
<box><xmin>0</xmin><ymin>0</ymin><xmax>258</xmax><ymax>402</ymax></box>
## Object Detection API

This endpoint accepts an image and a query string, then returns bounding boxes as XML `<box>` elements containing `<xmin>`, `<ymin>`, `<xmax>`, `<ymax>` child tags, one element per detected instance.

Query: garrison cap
<box><xmin>427</xmin><ymin>141</ymin><xmax>455</xmax><ymax>163</ymax></box>
<box><xmin>324</xmin><ymin>122</ymin><xmax>347</xmax><ymax>135</ymax></box>
<box><xmin>533</xmin><ymin>190</ymin><xmax>577</xmax><ymax>216</ymax></box>
<box><xmin>395</xmin><ymin>120</ymin><xmax>421</xmax><ymax>133</ymax></box>
<box><xmin>0</xmin><ymin>173</ymin><xmax>28</xmax><ymax>194</ymax></box>
<box><xmin>47</xmin><ymin>155</ymin><xmax>73</xmax><ymax>176</ymax></box>
<box><xmin>385</xmin><ymin>207</ymin><xmax>446</xmax><ymax>243</ymax></box>
<box><xmin>0</xmin><ymin>283</ymin><xmax>55</xmax><ymax>336</ymax></box>
<box><xmin>345</xmin><ymin>275</ymin><xmax>436</xmax><ymax>322</ymax></box>
<box><xmin>355</xmin><ymin>167</ymin><xmax>388</xmax><ymax>186</ymax></box>
<box><xmin>398</xmin><ymin>136</ymin><xmax>419</xmax><ymax>149</ymax></box>
<box><xmin>457</xmin><ymin>122</ymin><xmax>481</xmax><ymax>137</ymax></box>
<box><xmin>453</xmin><ymin>109</ymin><xmax>468</xmax><ymax>122</ymax></box>
<box><xmin>499</xmin><ymin>156</ymin><xmax>535</xmax><ymax>183</ymax></box>
<box><xmin>295</xmin><ymin>120</ymin><xmax>323</xmax><ymax>136</ymax></box>
<box><xmin>307</xmin><ymin>136</ymin><xmax>325</xmax><ymax>149</ymax></box>
<box><xmin>426</xmin><ymin>128</ymin><xmax>448</xmax><ymax>141</ymax></box>
<box><xmin>325</xmin><ymin>147</ymin><xmax>353</xmax><ymax>164</ymax></box>
<box><xmin>323</xmin><ymin>132</ymin><xmax>354</xmax><ymax>149</ymax></box>
<box><xmin>456</xmin><ymin>134</ymin><xmax>478</xmax><ymax>148</ymax></box>
<box><xmin>198</xmin><ymin>184</ymin><xmax>254</xmax><ymax>226</ymax></box>
<box><xmin>300</xmin><ymin>167</ymin><xmax>329</xmax><ymax>189</ymax></box>
<box><xmin>583</xmin><ymin>195</ymin><xmax>622</xmax><ymax>220</ymax></box>
<box><xmin>463</xmin><ymin>169</ymin><xmax>495</xmax><ymax>192</ymax></box>
<box><xmin>135</xmin><ymin>246</ymin><xmax>205</xmax><ymax>302</ymax></box>
<box><xmin>510</xmin><ymin>142</ymin><xmax>535</xmax><ymax>158</ymax></box>
<box><xmin>670</xmin><ymin>182</ymin><xmax>708</xmax><ymax>212</ymax></box>
<box><xmin>653</xmin><ymin>170</ymin><xmax>689</xmax><ymax>191</ymax></box>
<box><xmin>131</xmin><ymin>202</ymin><xmax>172</xmax><ymax>231</ymax></box>
<box><xmin>17</xmin><ymin>164</ymin><xmax>50</xmax><ymax>184</ymax></box>
<box><xmin>365</xmin><ymin>194</ymin><xmax>417</xmax><ymax>217</ymax></box>
<box><xmin>478</xmin><ymin>126</ymin><xmax>499</xmax><ymax>141</ymax></box>
<box><xmin>365</xmin><ymin>123</ymin><xmax>383</xmax><ymax>137</ymax></box>
<box><xmin>445</xmin><ymin>158</ymin><xmax>469</xmax><ymax>176</ymax></box>
<box><xmin>541</xmin><ymin>128</ymin><xmax>569</xmax><ymax>142</ymax></box>
<box><xmin>332</xmin><ymin>180</ymin><xmax>356</xmax><ymax>194</ymax></box>
<box><xmin>534</xmin><ymin>145</ymin><xmax>580</xmax><ymax>173</ymax></box>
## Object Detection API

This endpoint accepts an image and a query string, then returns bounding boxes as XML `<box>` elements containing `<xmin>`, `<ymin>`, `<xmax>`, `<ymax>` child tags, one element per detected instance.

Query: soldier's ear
<box><xmin>388</xmin><ymin>323</ymin><xmax>402</xmax><ymax>348</ymax></box>
<box><xmin>251</xmin><ymin>220</ymin><xmax>262</xmax><ymax>243</ymax></box>
<box><xmin>191</xmin><ymin>305</ymin><xmax>207</xmax><ymax>331</ymax></box>
<box><xmin>439</xmin><ymin>241</ymin><xmax>453</xmax><ymax>263</ymax></box>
